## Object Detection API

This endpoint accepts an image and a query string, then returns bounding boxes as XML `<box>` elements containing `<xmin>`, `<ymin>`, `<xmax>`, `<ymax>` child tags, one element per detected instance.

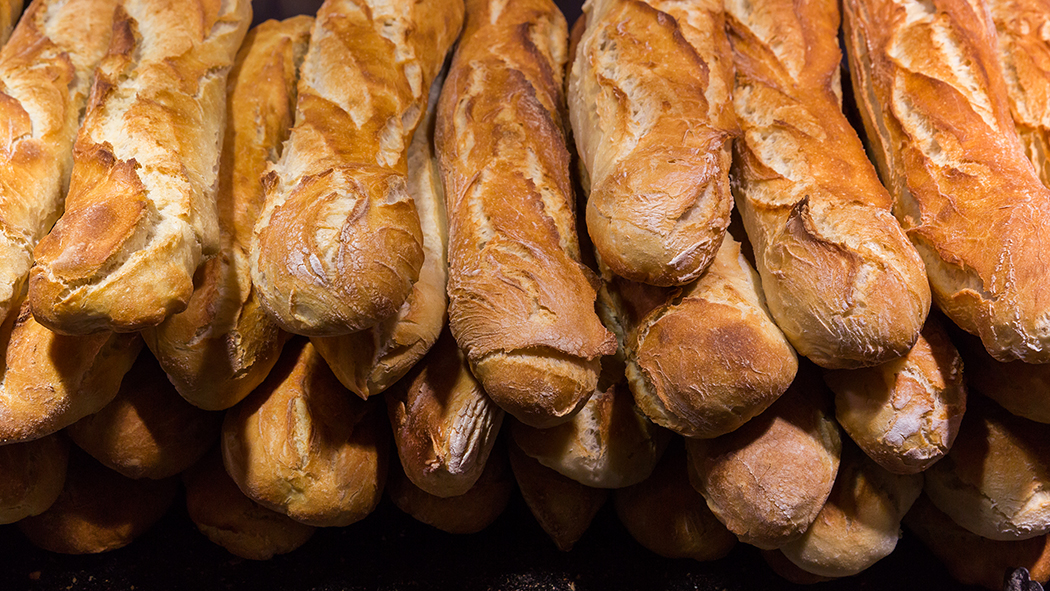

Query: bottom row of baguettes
<box><xmin>2</xmin><ymin>320</ymin><xmax>1049</xmax><ymax>590</ymax></box>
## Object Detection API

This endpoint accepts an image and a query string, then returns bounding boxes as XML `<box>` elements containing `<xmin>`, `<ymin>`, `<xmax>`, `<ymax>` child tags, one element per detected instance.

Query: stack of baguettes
<box><xmin>1</xmin><ymin>0</ymin><xmax>1050</xmax><ymax>587</ymax></box>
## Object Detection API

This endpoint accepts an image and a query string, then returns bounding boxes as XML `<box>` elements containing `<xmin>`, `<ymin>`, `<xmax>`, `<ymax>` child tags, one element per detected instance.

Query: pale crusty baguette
<box><xmin>29</xmin><ymin>0</ymin><xmax>252</xmax><ymax>335</ymax></box>
<box><xmin>0</xmin><ymin>432</ymin><xmax>68</xmax><ymax>524</ymax></box>
<box><xmin>988</xmin><ymin>0</ymin><xmax>1050</xmax><ymax>186</ymax></box>
<box><xmin>436</xmin><ymin>0</ymin><xmax>616</xmax><ymax>428</ymax></box>
<box><xmin>66</xmin><ymin>350</ymin><xmax>222</xmax><ymax>480</ymax></box>
<box><xmin>568</xmin><ymin>0</ymin><xmax>737</xmax><ymax>287</ymax></box>
<box><xmin>183</xmin><ymin>447</ymin><xmax>316</xmax><ymax>561</ymax></box>
<box><xmin>0</xmin><ymin>0</ymin><xmax>22</xmax><ymax>46</ymax></box>
<box><xmin>843</xmin><ymin>0</ymin><xmax>1050</xmax><ymax>363</ymax></box>
<box><xmin>222</xmin><ymin>338</ymin><xmax>388</xmax><ymax>528</ymax></box>
<box><xmin>385</xmin><ymin>329</ymin><xmax>504</xmax><ymax>498</ymax></box>
<box><xmin>250</xmin><ymin>0</ymin><xmax>463</xmax><ymax>337</ymax></box>
<box><xmin>601</xmin><ymin>234</ymin><xmax>798</xmax><ymax>439</ymax></box>
<box><xmin>16</xmin><ymin>447</ymin><xmax>177</xmax><ymax>554</ymax></box>
<box><xmin>311</xmin><ymin>72</ymin><xmax>448</xmax><ymax>399</ymax></box>
<box><xmin>825</xmin><ymin>315</ymin><xmax>967</xmax><ymax>474</ymax></box>
<box><xmin>778</xmin><ymin>441</ymin><xmax>923</xmax><ymax>578</ymax></box>
<box><xmin>685</xmin><ymin>366</ymin><xmax>842</xmax><ymax>549</ymax></box>
<box><xmin>0</xmin><ymin>0</ymin><xmax>117</xmax><ymax>325</ymax></box>
<box><xmin>725</xmin><ymin>0</ymin><xmax>931</xmax><ymax>369</ymax></box>
<box><xmin>142</xmin><ymin>17</ymin><xmax>312</xmax><ymax>411</ymax></box>
<box><xmin>0</xmin><ymin>300</ymin><xmax>142</xmax><ymax>444</ymax></box>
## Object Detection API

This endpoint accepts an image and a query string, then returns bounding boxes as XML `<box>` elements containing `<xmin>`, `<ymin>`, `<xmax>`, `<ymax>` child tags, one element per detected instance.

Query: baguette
<box><xmin>843</xmin><ymin>0</ymin><xmax>1050</xmax><ymax>363</ymax></box>
<box><xmin>142</xmin><ymin>17</ymin><xmax>312</xmax><ymax>410</ymax></box>
<box><xmin>0</xmin><ymin>0</ymin><xmax>22</xmax><ymax>46</ymax></box>
<box><xmin>311</xmin><ymin>71</ymin><xmax>448</xmax><ymax>398</ymax></box>
<box><xmin>725</xmin><ymin>0</ymin><xmax>930</xmax><ymax>369</ymax></box>
<box><xmin>988</xmin><ymin>0</ymin><xmax>1050</xmax><ymax>186</ymax></box>
<box><xmin>602</xmin><ymin>234</ymin><xmax>798</xmax><ymax>439</ymax></box>
<box><xmin>952</xmin><ymin>323</ymin><xmax>1050</xmax><ymax>424</ymax></box>
<box><xmin>29</xmin><ymin>0</ymin><xmax>252</xmax><ymax>335</ymax></box>
<box><xmin>250</xmin><ymin>0</ymin><xmax>464</xmax><ymax>337</ymax></box>
<box><xmin>0</xmin><ymin>433</ymin><xmax>68</xmax><ymax>524</ymax></box>
<box><xmin>436</xmin><ymin>0</ymin><xmax>616</xmax><ymax>428</ymax></box>
<box><xmin>824</xmin><ymin>314</ymin><xmax>967</xmax><ymax>474</ymax></box>
<box><xmin>0</xmin><ymin>0</ymin><xmax>117</xmax><ymax>324</ymax></box>
<box><xmin>0</xmin><ymin>300</ymin><xmax>142</xmax><ymax>444</ymax></box>
<box><xmin>568</xmin><ymin>0</ymin><xmax>737</xmax><ymax>286</ymax></box>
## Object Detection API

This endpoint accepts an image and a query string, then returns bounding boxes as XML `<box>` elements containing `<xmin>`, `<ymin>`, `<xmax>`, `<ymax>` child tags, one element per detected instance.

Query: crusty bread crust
<box><xmin>843</xmin><ymin>0</ymin><xmax>1050</xmax><ymax>363</ymax></box>
<box><xmin>569</xmin><ymin>0</ymin><xmax>737</xmax><ymax>287</ymax></box>
<box><xmin>726</xmin><ymin>0</ymin><xmax>931</xmax><ymax>369</ymax></box>
<box><xmin>29</xmin><ymin>0</ymin><xmax>252</xmax><ymax>335</ymax></box>
<box><xmin>0</xmin><ymin>433</ymin><xmax>68</xmax><ymax>524</ymax></box>
<box><xmin>250</xmin><ymin>0</ymin><xmax>463</xmax><ymax>337</ymax></box>
<box><xmin>0</xmin><ymin>0</ymin><xmax>116</xmax><ymax>325</ymax></box>
<box><xmin>143</xmin><ymin>17</ymin><xmax>312</xmax><ymax>411</ymax></box>
<box><xmin>436</xmin><ymin>0</ymin><xmax>616</xmax><ymax>429</ymax></box>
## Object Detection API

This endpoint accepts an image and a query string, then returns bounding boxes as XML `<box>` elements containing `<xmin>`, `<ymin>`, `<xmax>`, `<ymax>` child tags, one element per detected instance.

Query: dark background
<box><xmin>0</xmin><ymin>1</ymin><xmax>987</xmax><ymax>590</ymax></box>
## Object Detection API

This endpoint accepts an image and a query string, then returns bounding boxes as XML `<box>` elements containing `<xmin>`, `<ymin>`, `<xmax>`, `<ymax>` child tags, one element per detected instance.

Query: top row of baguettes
<box><xmin>0</xmin><ymin>0</ymin><xmax>1047</xmax><ymax>385</ymax></box>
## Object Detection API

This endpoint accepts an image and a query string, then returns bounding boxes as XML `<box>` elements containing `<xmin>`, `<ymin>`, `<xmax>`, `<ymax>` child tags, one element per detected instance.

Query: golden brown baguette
<box><xmin>614</xmin><ymin>439</ymin><xmax>737</xmax><ymax>562</ymax></box>
<box><xmin>311</xmin><ymin>72</ymin><xmax>448</xmax><ymax>398</ymax></box>
<box><xmin>142</xmin><ymin>17</ymin><xmax>312</xmax><ymax>411</ymax></box>
<box><xmin>250</xmin><ymin>0</ymin><xmax>463</xmax><ymax>337</ymax></box>
<box><xmin>601</xmin><ymin>234</ymin><xmax>798</xmax><ymax>439</ymax></box>
<box><xmin>778</xmin><ymin>441</ymin><xmax>923</xmax><ymax>577</ymax></box>
<box><xmin>905</xmin><ymin>493</ymin><xmax>1050</xmax><ymax>590</ymax></box>
<box><xmin>568</xmin><ymin>0</ymin><xmax>737</xmax><ymax>286</ymax></box>
<box><xmin>0</xmin><ymin>0</ymin><xmax>22</xmax><ymax>46</ymax></box>
<box><xmin>0</xmin><ymin>0</ymin><xmax>116</xmax><ymax>324</ymax></box>
<box><xmin>988</xmin><ymin>0</ymin><xmax>1050</xmax><ymax>186</ymax></box>
<box><xmin>385</xmin><ymin>329</ymin><xmax>504</xmax><ymax>498</ymax></box>
<box><xmin>843</xmin><ymin>0</ymin><xmax>1050</xmax><ymax>363</ymax></box>
<box><xmin>222</xmin><ymin>338</ymin><xmax>388</xmax><ymax>528</ymax></box>
<box><xmin>923</xmin><ymin>394</ymin><xmax>1050</xmax><ymax>541</ymax></box>
<box><xmin>0</xmin><ymin>300</ymin><xmax>142</xmax><ymax>444</ymax></box>
<box><xmin>436</xmin><ymin>0</ymin><xmax>616</xmax><ymax>428</ymax></box>
<box><xmin>183</xmin><ymin>447</ymin><xmax>316</xmax><ymax>561</ymax></box>
<box><xmin>685</xmin><ymin>366</ymin><xmax>842</xmax><ymax>549</ymax></box>
<box><xmin>725</xmin><ymin>0</ymin><xmax>930</xmax><ymax>369</ymax></box>
<box><xmin>824</xmin><ymin>315</ymin><xmax>967</xmax><ymax>474</ymax></box>
<box><xmin>0</xmin><ymin>432</ymin><xmax>68</xmax><ymax>524</ymax></box>
<box><xmin>66</xmin><ymin>350</ymin><xmax>222</xmax><ymax>480</ymax></box>
<box><xmin>17</xmin><ymin>447</ymin><xmax>178</xmax><ymax>554</ymax></box>
<box><xmin>29</xmin><ymin>0</ymin><xmax>252</xmax><ymax>335</ymax></box>
<box><xmin>952</xmin><ymin>323</ymin><xmax>1050</xmax><ymax>424</ymax></box>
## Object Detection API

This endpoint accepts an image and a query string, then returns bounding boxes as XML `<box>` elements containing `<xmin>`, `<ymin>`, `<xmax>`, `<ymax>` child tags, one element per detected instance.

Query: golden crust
<box><xmin>29</xmin><ymin>0</ymin><xmax>252</xmax><ymax>335</ymax></box>
<box><xmin>436</xmin><ymin>0</ymin><xmax>616</xmax><ymax>428</ymax></box>
<box><xmin>953</xmin><ymin>324</ymin><xmax>1050</xmax><ymax>424</ymax></box>
<box><xmin>569</xmin><ymin>0</ymin><xmax>737</xmax><ymax>286</ymax></box>
<box><xmin>0</xmin><ymin>0</ymin><xmax>22</xmax><ymax>46</ymax></box>
<box><xmin>726</xmin><ymin>0</ymin><xmax>930</xmax><ymax>369</ymax></box>
<box><xmin>143</xmin><ymin>17</ymin><xmax>311</xmax><ymax>411</ymax></box>
<box><xmin>0</xmin><ymin>0</ymin><xmax>116</xmax><ymax>324</ymax></box>
<box><xmin>251</xmin><ymin>0</ymin><xmax>463</xmax><ymax>337</ymax></box>
<box><xmin>0</xmin><ymin>432</ymin><xmax>68</xmax><ymax>524</ymax></box>
<box><xmin>843</xmin><ymin>0</ymin><xmax>1050</xmax><ymax>363</ymax></box>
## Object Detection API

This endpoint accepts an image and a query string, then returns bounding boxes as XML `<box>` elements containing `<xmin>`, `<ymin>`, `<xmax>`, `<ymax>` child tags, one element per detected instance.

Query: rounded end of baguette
<box><xmin>472</xmin><ymin>348</ymin><xmax>600</xmax><ymax>429</ymax></box>
<box><xmin>0</xmin><ymin>434</ymin><xmax>69</xmax><ymax>525</ymax></box>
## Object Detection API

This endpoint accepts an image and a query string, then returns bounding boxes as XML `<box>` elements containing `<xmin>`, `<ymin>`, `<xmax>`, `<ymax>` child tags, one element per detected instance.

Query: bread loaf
<box><xmin>568</xmin><ymin>0</ymin><xmax>737</xmax><ymax>286</ymax></box>
<box><xmin>952</xmin><ymin>323</ymin><xmax>1050</xmax><ymax>423</ymax></box>
<box><xmin>0</xmin><ymin>300</ymin><xmax>142</xmax><ymax>444</ymax></box>
<box><xmin>725</xmin><ymin>0</ymin><xmax>930</xmax><ymax>369</ymax></box>
<box><xmin>221</xmin><ymin>338</ymin><xmax>388</xmax><ymax>528</ymax></box>
<box><xmin>0</xmin><ymin>0</ymin><xmax>117</xmax><ymax>324</ymax></box>
<box><xmin>436</xmin><ymin>0</ymin><xmax>616</xmax><ymax>428</ymax></box>
<box><xmin>29</xmin><ymin>0</ymin><xmax>252</xmax><ymax>335</ymax></box>
<box><xmin>67</xmin><ymin>350</ymin><xmax>222</xmax><ymax>480</ymax></box>
<box><xmin>988</xmin><ymin>0</ymin><xmax>1050</xmax><ymax>186</ymax></box>
<box><xmin>311</xmin><ymin>71</ymin><xmax>448</xmax><ymax>398</ymax></box>
<box><xmin>603</xmin><ymin>234</ymin><xmax>797</xmax><ymax>439</ymax></box>
<box><xmin>143</xmin><ymin>16</ymin><xmax>312</xmax><ymax>411</ymax></box>
<box><xmin>385</xmin><ymin>329</ymin><xmax>504</xmax><ymax>498</ymax></box>
<box><xmin>924</xmin><ymin>394</ymin><xmax>1050</xmax><ymax>541</ymax></box>
<box><xmin>183</xmin><ymin>447</ymin><xmax>316</xmax><ymax>561</ymax></box>
<box><xmin>825</xmin><ymin>315</ymin><xmax>966</xmax><ymax>474</ymax></box>
<box><xmin>250</xmin><ymin>0</ymin><xmax>463</xmax><ymax>337</ymax></box>
<box><xmin>0</xmin><ymin>432</ymin><xmax>68</xmax><ymax>524</ymax></box>
<box><xmin>685</xmin><ymin>366</ymin><xmax>841</xmax><ymax>549</ymax></box>
<box><xmin>843</xmin><ymin>0</ymin><xmax>1050</xmax><ymax>363</ymax></box>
